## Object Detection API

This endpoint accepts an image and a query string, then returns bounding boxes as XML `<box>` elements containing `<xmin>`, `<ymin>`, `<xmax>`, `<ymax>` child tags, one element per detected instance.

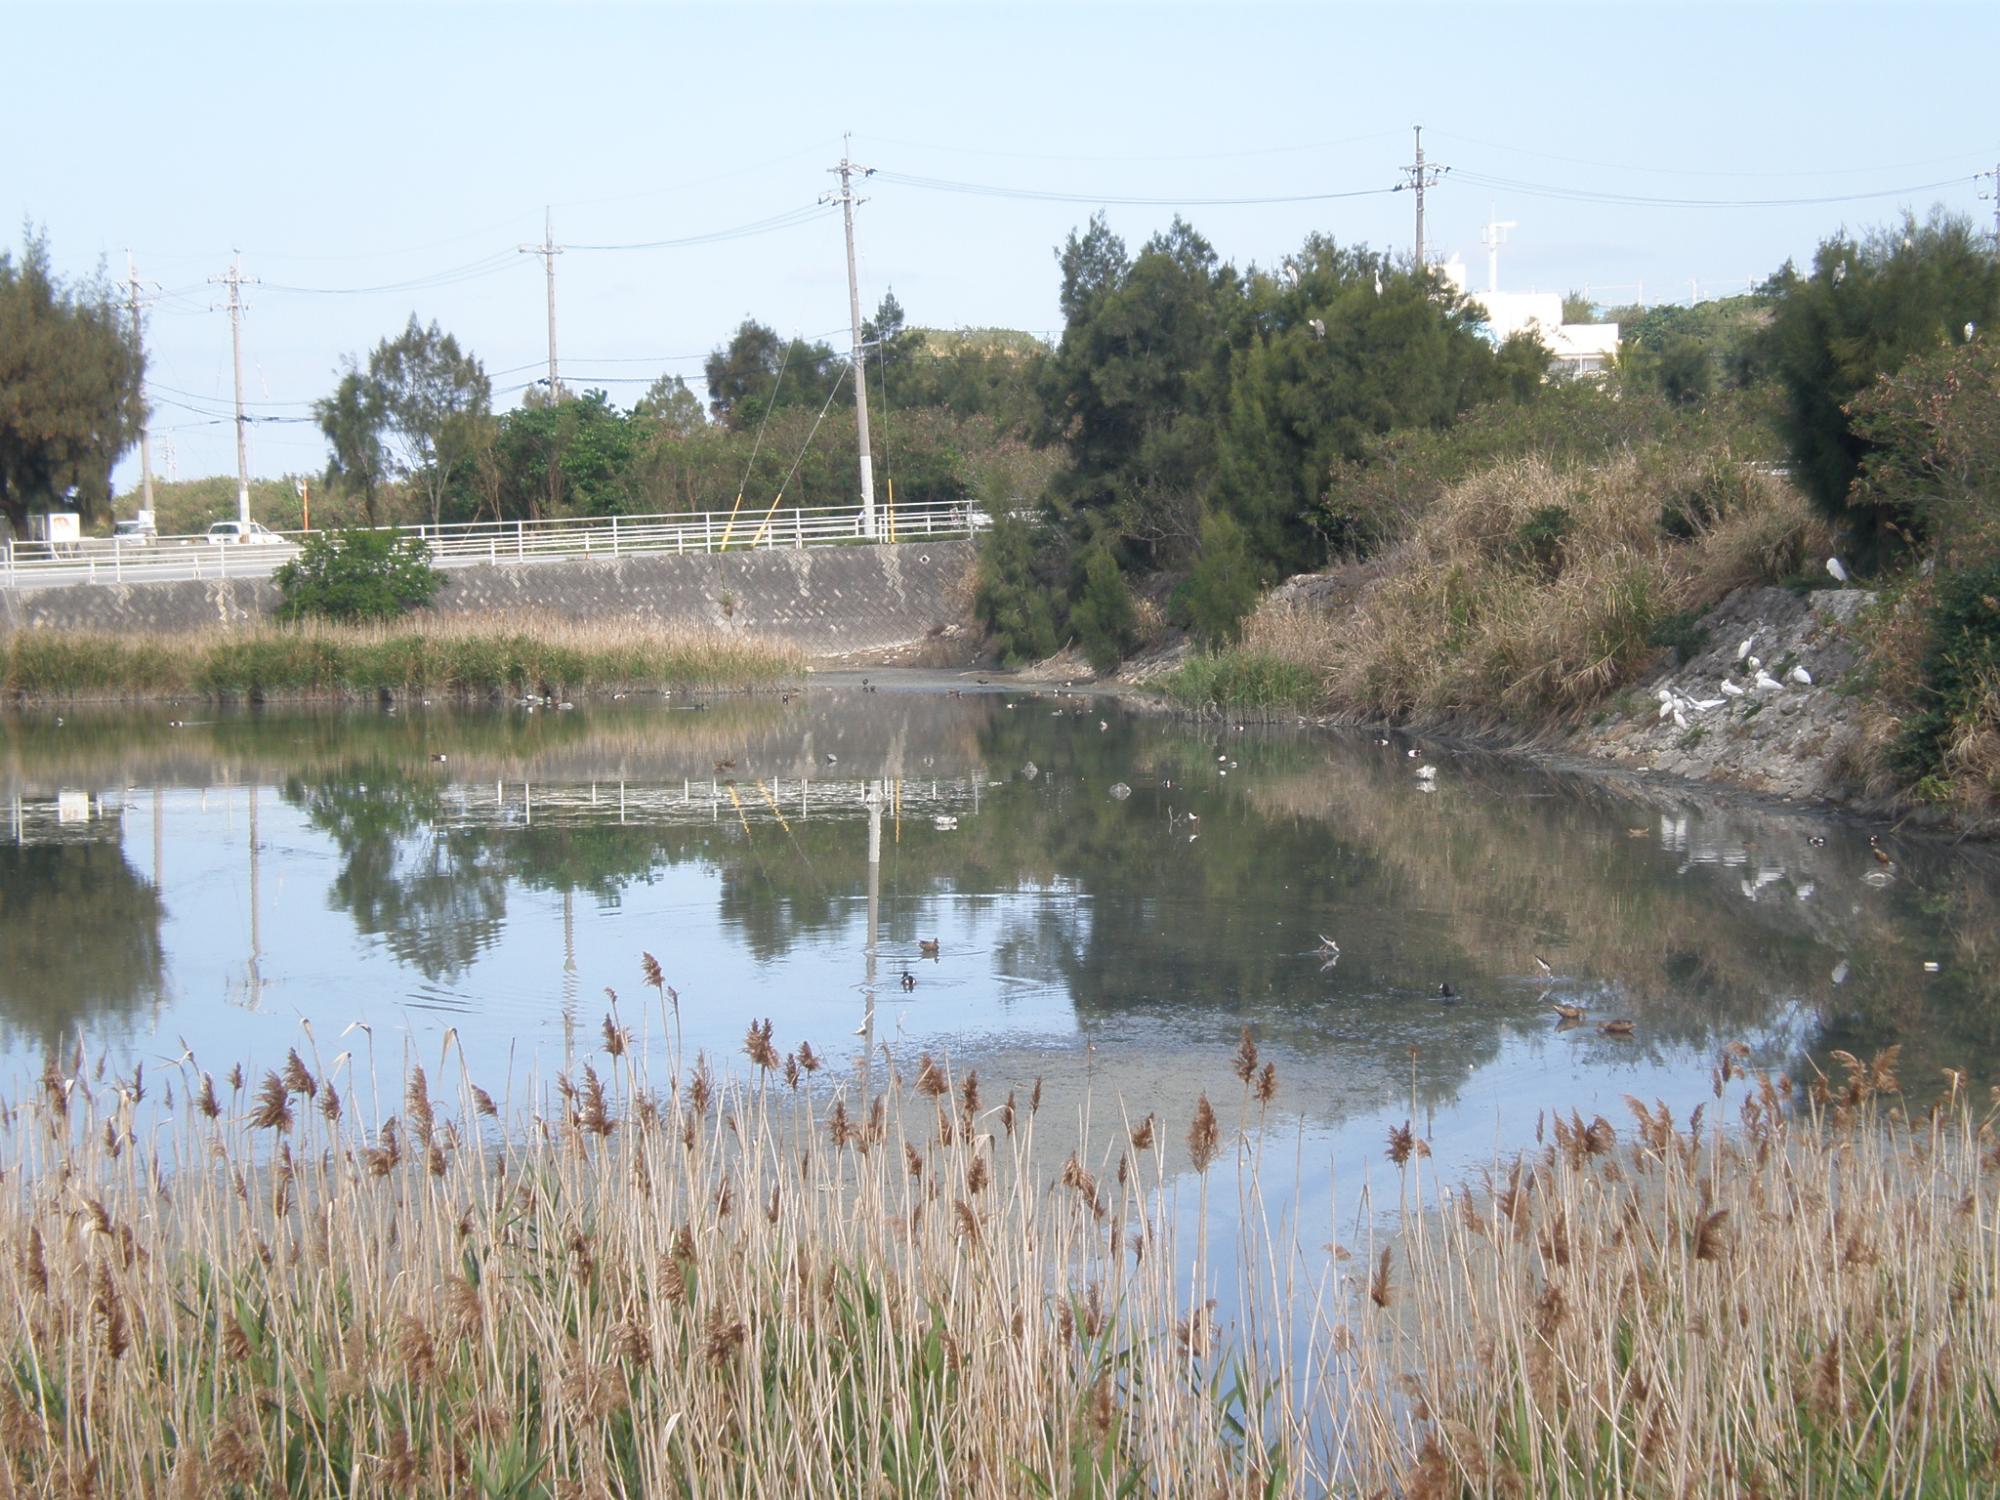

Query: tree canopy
<box><xmin>0</xmin><ymin>227</ymin><xmax>144</xmax><ymax>535</ymax></box>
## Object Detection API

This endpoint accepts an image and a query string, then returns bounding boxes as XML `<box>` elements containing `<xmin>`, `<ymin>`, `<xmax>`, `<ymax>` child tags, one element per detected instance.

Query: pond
<box><xmin>3</xmin><ymin>678</ymin><xmax>1996</xmax><ymax>1192</ymax></box>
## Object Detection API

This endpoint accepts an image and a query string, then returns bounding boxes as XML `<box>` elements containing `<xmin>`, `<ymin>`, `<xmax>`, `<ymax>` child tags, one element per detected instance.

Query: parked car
<box><xmin>206</xmin><ymin>520</ymin><xmax>284</xmax><ymax>545</ymax></box>
<box><xmin>111</xmin><ymin>518</ymin><xmax>158</xmax><ymax>545</ymax></box>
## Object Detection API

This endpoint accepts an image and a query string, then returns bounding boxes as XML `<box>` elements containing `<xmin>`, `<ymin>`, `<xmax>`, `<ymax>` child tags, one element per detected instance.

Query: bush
<box><xmin>1173</xmin><ymin>510</ymin><xmax>1260</xmax><ymax>645</ymax></box>
<box><xmin>273</xmin><ymin>529</ymin><xmax>443</xmax><ymax>623</ymax></box>
<box><xmin>972</xmin><ymin>513</ymin><xmax>1064</xmax><ymax>665</ymax></box>
<box><xmin>1069</xmin><ymin>542</ymin><xmax>1139</xmax><ymax>673</ymax></box>
<box><xmin>1891</xmin><ymin>557</ymin><xmax>2000</xmax><ymax>786</ymax></box>
<box><xmin>1509</xmin><ymin>503</ymin><xmax>1573</xmax><ymax>578</ymax></box>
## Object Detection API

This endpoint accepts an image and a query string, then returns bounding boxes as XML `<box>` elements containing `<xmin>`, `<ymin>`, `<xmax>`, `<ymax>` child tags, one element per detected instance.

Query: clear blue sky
<box><xmin>8</xmin><ymin>1</ymin><xmax>1996</xmax><ymax>491</ymax></box>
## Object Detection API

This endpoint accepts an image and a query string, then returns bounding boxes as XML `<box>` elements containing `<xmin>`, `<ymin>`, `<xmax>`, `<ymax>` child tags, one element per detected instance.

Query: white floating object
<box><xmin>1414</xmin><ymin>764</ymin><xmax>1438</xmax><ymax>782</ymax></box>
<box><xmin>1826</xmin><ymin>557</ymin><xmax>1849</xmax><ymax>584</ymax></box>
<box><xmin>1923</xmin><ymin>961</ymin><xmax>1940</xmax><ymax>973</ymax></box>
<box><xmin>1108</xmin><ymin>782</ymin><xmax>1131</xmax><ymax>801</ymax></box>
<box><xmin>1831</xmin><ymin>960</ymin><xmax>1850</xmax><ymax>985</ymax></box>
<box><xmin>1789</xmin><ymin>665</ymin><xmax>1812</xmax><ymax>686</ymax></box>
<box><xmin>1021</xmin><ymin>761</ymin><xmax>1039</xmax><ymax>780</ymax></box>
<box><xmin>1795</xmin><ymin>882</ymin><xmax>1815</xmax><ymax>901</ymax></box>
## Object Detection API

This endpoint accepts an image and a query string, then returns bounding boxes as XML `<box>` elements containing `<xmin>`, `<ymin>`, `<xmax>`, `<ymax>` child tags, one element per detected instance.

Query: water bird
<box><xmin>900</xmin><ymin>970</ymin><xmax>917</xmax><ymax>991</ymax></box>
<box><xmin>1753</xmin><ymin>670</ymin><xmax>1783</xmax><ymax>692</ymax></box>
<box><xmin>1437</xmin><ymin>982</ymin><xmax>1459</xmax><ymax>1001</ymax></box>
<box><xmin>1870</xmin><ymin>838</ymin><xmax>1892</xmax><ymax>866</ymax></box>
<box><xmin>1533</xmin><ymin>955</ymin><xmax>1554</xmax><ymax>979</ymax></box>
<box><xmin>714</xmin><ymin>759</ymin><xmax>736</xmax><ymax>773</ymax></box>
<box><xmin>1737</xmin><ymin>636</ymin><xmax>1755</xmax><ymax>662</ymax></box>
<box><xmin>429</xmin><ymin>752</ymin><xmax>448</xmax><ymax>764</ymax></box>
<box><xmin>918</xmin><ymin>938</ymin><xmax>940</xmax><ymax>959</ymax></box>
<box><xmin>1719</xmin><ymin>680</ymin><xmax>1745</xmax><ymax>698</ymax></box>
<box><xmin>1826</xmin><ymin>557</ymin><xmax>1849</xmax><ymax>584</ymax></box>
<box><xmin>824</xmin><ymin>753</ymin><xmax>838</xmax><ymax>765</ymax></box>
<box><xmin>1551</xmin><ymin>1001</ymin><xmax>1586</xmax><ymax>1022</ymax></box>
<box><xmin>1789</xmin><ymin>665</ymin><xmax>1813</xmax><ymax>686</ymax></box>
<box><xmin>1808</xmin><ymin>835</ymin><xmax>1826</xmax><ymax>847</ymax></box>
<box><xmin>1598</xmin><ymin>1019</ymin><xmax>1635</xmax><ymax>1037</ymax></box>
<box><xmin>1307</xmin><ymin>317</ymin><xmax>1326</xmax><ymax>339</ymax></box>
<box><xmin>1316</xmin><ymin>934</ymin><xmax>1341</xmax><ymax>959</ymax></box>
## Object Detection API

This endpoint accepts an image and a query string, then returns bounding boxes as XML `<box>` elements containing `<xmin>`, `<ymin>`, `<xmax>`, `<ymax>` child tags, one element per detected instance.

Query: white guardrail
<box><xmin>0</xmin><ymin>501</ymin><xmax>981</xmax><ymax>591</ymax></box>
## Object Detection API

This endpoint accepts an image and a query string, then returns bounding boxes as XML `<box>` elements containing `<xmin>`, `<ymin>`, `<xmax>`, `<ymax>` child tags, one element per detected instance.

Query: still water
<box><xmin>3</xmin><ymin>682</ymin><xmax>1996</xmax><ymax>1189</ymax></box>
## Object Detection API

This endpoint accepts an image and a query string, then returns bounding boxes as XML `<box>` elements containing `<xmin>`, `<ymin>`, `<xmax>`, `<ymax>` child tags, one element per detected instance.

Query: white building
<box><xmin>1437</xmin><ymin>253</ymin><xmax>1620</xmax><ymax>379</ymax></box>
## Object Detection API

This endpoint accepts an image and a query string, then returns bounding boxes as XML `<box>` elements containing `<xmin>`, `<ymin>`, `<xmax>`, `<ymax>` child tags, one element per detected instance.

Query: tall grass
<box><xmin>1</xmin><ymin>990</ymin><xmax>1992</xmax><ymax>1495</ymax></box>
<box><xmin>1</xmin><ymin>616</ymin><xmax>806</xmax><ymax>702</ymax></box>
<box><xmin>1167</xmin><ymin>452</ymin><xmax>1835</xmax><ymax>730</ymax></box>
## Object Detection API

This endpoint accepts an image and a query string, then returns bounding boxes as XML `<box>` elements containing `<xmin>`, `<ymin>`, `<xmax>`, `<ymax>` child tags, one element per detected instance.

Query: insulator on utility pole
<box><xmin>209</xmin><ymin>254</ymin><xmax>258</xmax><ymax>525</ymax></box>
<box><xmin>823</xmin><ymin>134</ymin><xmax>878</xmax><ymax>539</ymax></box>
<box><xmin>519</xmin><ymin>208</ymin><xmax>564</xmax><ymax>400</ymax></box>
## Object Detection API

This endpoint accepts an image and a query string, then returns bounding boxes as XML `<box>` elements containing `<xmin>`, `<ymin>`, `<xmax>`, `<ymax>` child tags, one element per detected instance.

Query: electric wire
<box><xmin>872</xmin><ymin>169</ymin><xmax>1397</xmax><ymax>207</ymax></box>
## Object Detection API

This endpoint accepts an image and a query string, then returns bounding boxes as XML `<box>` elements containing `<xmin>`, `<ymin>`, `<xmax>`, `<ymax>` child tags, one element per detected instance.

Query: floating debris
<box><xmin>1108</xmin><ymin>783</ymin><xmax>1131</xmax><ymax>801</ymax></box>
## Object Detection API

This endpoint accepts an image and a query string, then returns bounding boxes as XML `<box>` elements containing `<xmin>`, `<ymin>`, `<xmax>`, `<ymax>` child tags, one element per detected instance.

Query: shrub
<box><xmin>1173</xmin><ymin>510</ymin><xmax>1261</xmax><ymax>645</ymax></box>
<box><xmin>1069</xmin><ymin>542</ymin><xmax>1139</xmax><ymax>673</ymax></box>
<box><xmin>273</xmin><ymin>529</ymin><xmax>443</xmax><ymax>622</ymax></box>
<box><xmin>972</xmin><ymin>513</ymin><xmax>1065</xmax><ymax>665</ymax></box>
<box><xmin>1890</xmin><ymin>557</ymin><xmax>2000</xmax><ymax>786</ymax></box>
<box><xmin>1509</xmin><ymin>503</ymin><xmax>1573</xmax><ymax>578</ymax></box>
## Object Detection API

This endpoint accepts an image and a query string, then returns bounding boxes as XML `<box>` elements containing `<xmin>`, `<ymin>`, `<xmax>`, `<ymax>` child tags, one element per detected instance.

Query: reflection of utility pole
<box><xmin>245</xmin><ymin>783</ymin><xmax>264</xmax><ymax>1009</ymax></box>
<box><xmin>562</xmin><ymin>888</ymin><xmax>578</xmax><ymax>1017</ymax></box>
<box><xmin>152</xmin><ymin>786</ymin><xmax>163</xmax><ymax>890</ymax></box>
<box><xmin>858</xmin><ymin>779</ymin><xmax>882</xmax><ymax>1097</ymax></box>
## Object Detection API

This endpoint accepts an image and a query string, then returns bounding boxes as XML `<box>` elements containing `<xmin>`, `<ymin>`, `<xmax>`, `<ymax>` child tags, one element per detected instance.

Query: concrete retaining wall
<box><xmin>0</xmin><ymin>541</ymin><xmax>978</xmax><ymax>655</ymax></box>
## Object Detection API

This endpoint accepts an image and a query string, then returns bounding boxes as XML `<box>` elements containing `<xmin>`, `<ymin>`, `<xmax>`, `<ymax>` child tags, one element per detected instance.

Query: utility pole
<box><xmin>825</xmin><ymin>134</ymin><xmax>878</xmax><ymax>539</ymax></box>
<box><xmin>209</xmin><ymin>255</ymin><xmax>257</xmax><ymax>525</ymax></box>
<box><xmin>1398</xmin><ymin>125</ymin><xmax>1448</xmax><ymax>271</ymax></box>
<box><xmin>518</xmin><ymin>208</ymin><xmax>564</xmax><ymax>400</ymax></box>
<box><xmin>124</xmin><ymin>253</ymin><xmax>156</xmax><ymax>522</ymax></box>
<box><xmin>1980</xmin><ymin>165</ymin><xmax>2000</xmax><ymax>250</ymax></box>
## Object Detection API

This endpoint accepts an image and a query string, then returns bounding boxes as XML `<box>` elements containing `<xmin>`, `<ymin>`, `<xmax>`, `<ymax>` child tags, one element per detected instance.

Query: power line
<box><xmin>566</xmin><ymin>203</ymin><xmax>833</xmax><ymax>251</ymax></box>
<box><xmin>871</xmin><ymin>170</ymin><xmax>1396</xmax><ymax>207</ymax></box>
<box><xmin>1451</xmin><ymin>169</ymin><xmax>1968</xmax><ymax>210</ymax></box>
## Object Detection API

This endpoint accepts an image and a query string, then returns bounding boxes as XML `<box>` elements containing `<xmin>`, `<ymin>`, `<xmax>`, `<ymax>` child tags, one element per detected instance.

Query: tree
<box><xmin>273</xmin><ymin>527</ymin><xmax>444</xmax><ymax>622</ymax></box>
<box><xmin>1069</xmin><ymin>541</ymin><xmax>1139</xmax><ymax>672</ymax></box>
<box><xmin>1656</xmin><ymin>335</ymin><xmax>1713</xmax><ymax>406</ymax></box>
<box><xmin>703</xmin><ymin>319</ymin><xmax>842</xmax><ymax>431</ymax></box>
<box><xmin>1764</xmin><ymin>210</ymin><xmax>2000</xmax><ymax>559</ymax></box>
<box><xmin>366</xmin><ymin>315</ymin><xmax>493</xmax><ymax>527</ymax></box>
<box><xmin>634</xmin><ymin>373</ymin><xmax>707</xmax><ymax>438</ymax></box>
<box><xmin>1037</xmin><ymin>215</ymin><xmax>1239</xmax><ymax>562</ymax></box>
<box><xmin>0</xmin><ymin>227</ymin><xmax>144</xmax><ymax>535</ymax></box>
<box><xmin>314</xmin><ymin>364</ymin><xmax>388</xmax><ymax>526</ymax></box>
<box><xmin>1561</xmin><ymin>290</ymin><xmax>1597</xmax><ymax>324</ymax></box>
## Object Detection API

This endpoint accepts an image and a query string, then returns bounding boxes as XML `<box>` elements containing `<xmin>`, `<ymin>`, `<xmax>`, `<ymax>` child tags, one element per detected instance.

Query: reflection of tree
<box><xmin>287</xmin><ymin>768</ymin><xmax>506</xmax><ymax>984</ymax></box>
<box><xmin>0</xmin><ymin>842</ymin><xmax>164</xmax><ymax>1051</ymax></box>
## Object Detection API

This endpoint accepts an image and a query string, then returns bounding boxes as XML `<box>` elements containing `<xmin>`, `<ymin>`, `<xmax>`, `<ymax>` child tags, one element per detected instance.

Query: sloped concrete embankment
<box><xmin>0</xmin><ymin>541</ymin><xmax>977</xmax><ymax>658</ymax></box>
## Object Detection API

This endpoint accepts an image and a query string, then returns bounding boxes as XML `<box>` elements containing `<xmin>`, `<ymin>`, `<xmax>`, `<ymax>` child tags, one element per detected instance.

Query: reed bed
<box><xmin>0</xmin><ymin>616</ymin><xmax>806</xmax><ymax>703</ymax></box>
<box><xmin>0</xmin><ymin>998</ymin><xmax>1993</xmax><ymax>1496</ymax></box>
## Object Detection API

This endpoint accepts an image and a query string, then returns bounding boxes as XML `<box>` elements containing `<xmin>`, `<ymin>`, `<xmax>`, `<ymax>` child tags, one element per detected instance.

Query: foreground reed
<box><xmin>0</xmin><ymin>1007</ymin><xmax>1992</xmax><ymax>1496</ymax></box>
<box><xmin>0</xmin><ymin>615</ymin><xmax>806</xmax><ymax>703</ymax></box>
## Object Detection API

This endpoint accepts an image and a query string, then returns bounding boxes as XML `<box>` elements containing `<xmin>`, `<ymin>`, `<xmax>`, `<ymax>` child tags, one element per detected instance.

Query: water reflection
<box><xmin>2</xmin><ymin>692</ymin><xmax>1996</xmax><ymax>1116</ymax></box>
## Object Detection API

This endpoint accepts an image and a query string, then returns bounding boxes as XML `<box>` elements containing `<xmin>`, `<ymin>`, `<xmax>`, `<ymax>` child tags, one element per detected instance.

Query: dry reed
<box><xmin>0</xmin><ymin>1001</ymin><xmax>1992</xmax><ymax>1496</ymax></box>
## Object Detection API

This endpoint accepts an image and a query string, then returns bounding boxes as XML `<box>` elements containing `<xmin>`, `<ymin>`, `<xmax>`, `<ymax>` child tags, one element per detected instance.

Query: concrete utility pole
<box><xmin>1981</xmin><ymin>165</ymin><xmax>2000</xmax><ymax>250</ymax></box>
<box><xmin>1399</xmin><ymin>125</ymin><xmax>1448</xmax><ymax>270</ymax></box>
<box><xmin>518</xmin><ymin>208</ymin><xmax>564</xmax><ymax>399</ymax></box>
<box><xmin>826</xmin><ymin>134</ymin><xmax>878</xmax><ymax>539</ymax></box>
<box><xmin>209</xmin><ymin>255</ymin><xmax>257</xmax><ymax>525</ymax></box>
<box><xmin>124</xmin><ymin>254</ymin><xmax>155</xmax><ymax>521</ymax></box>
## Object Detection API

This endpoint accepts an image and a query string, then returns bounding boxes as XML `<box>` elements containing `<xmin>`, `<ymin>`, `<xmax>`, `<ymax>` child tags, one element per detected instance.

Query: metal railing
<box><xmin>0</xmin><ymin>500</ymin><xmax>981</xmax><ymax>591</ymax></box>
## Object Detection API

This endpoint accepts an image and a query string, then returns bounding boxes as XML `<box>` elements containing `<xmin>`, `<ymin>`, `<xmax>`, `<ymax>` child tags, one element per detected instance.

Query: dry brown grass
<box><xmin>1174</xmin><ymin>453</ymin><xmax>1835</xmax><ymax>733</ymax></box>
<box><xmin>2</xmin><ymin>613</ymin><xmax>807</xmax><ymax>703</ymax></box>
<box><xmin>1</xmin><ymin>991</ymin><xmax>1992</xmax><ymax>1496</ymax></box>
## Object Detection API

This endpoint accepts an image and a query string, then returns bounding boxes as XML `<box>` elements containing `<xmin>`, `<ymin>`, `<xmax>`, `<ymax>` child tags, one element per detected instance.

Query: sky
<box><xmin>7</xmin><ymin>1</ymin><xmax>1998</xmax><ymax>494</ymax></box>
